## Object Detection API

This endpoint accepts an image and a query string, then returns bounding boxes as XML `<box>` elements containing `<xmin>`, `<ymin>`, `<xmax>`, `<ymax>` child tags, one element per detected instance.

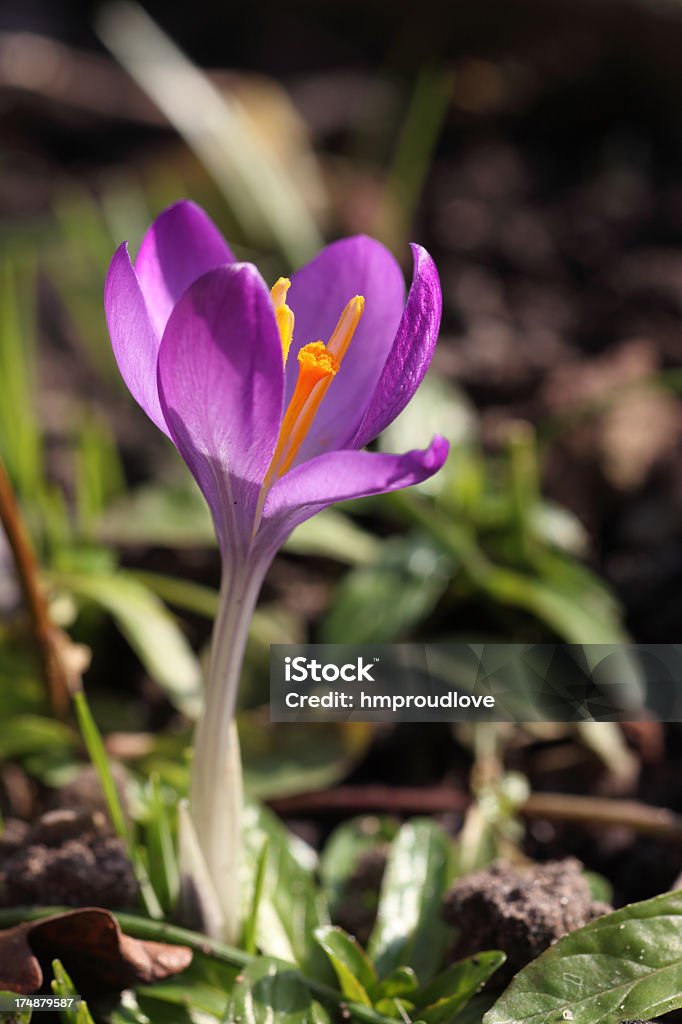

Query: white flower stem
<box><xmin>186</xmin><ymin>560</ymin><xmax>267</xmax><ymax>942</ymax></box>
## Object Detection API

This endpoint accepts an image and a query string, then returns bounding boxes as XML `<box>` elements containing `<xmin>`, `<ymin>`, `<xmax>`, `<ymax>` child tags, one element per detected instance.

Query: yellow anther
<box><xmin>327</xmin><ymin>295</ymin><xmax>365</xmax><ymax>362</ymax></box>
<box><xmin>271</xmin><ymin>277</ymin><xmax>295</xmax><ymax>363</ymax></box>
<box><xmin>271</xmin><ymin>277</ymin><xmax>290</xmax><ymax>307</ymax></box>
<box><xmin>275</xmin><ymin>305</ymin><xmax>294</xmax><ymax>363</ymax></box>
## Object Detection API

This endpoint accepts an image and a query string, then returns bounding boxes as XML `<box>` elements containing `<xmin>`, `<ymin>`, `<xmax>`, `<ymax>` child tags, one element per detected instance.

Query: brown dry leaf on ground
<box><xmin>0</xmin><ymin>907</ymin><xmax>192</xmax><ymax>994</ymax></box>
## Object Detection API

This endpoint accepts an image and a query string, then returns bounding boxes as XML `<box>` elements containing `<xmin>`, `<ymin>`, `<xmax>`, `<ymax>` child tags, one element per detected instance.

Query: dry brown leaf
<box><xmin>0</xmin><ymin>907</ymin><xmax>192</xmax><ymax>994</ymax></box>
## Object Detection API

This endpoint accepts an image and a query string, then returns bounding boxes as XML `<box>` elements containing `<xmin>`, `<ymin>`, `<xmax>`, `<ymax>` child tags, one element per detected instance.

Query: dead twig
<box><xmin>268</xmin><ymin>785</ymin><xmax>682</xmax><ymax>843</ymax></box>
<box><xmin>0</xmin><ymin>459</ymin><xmax>74</xmax><ymax>717</ymax></box>
<box><xmin>522</xmin><ymin>792</ymin><xmax>682</xmax><ymax>840</ymax></box>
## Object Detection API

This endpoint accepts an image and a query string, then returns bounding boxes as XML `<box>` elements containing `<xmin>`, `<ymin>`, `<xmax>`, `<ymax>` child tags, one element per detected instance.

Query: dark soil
<box><xmin>442</xmin><ymin>857</ymin><xmax>612</xmax><ymax>983</ymax></box>
<box><xmin>0</xmin><ymin>809</ymin><xmax>138</xmax><ymax>909</ymax></box>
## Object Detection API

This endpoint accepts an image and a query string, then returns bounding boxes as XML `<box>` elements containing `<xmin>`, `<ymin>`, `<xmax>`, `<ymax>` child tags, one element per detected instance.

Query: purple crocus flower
<box><xmin>104</xmin><ymin>200</ymin><xmax>448</xmax><ymax>939</ymax></box>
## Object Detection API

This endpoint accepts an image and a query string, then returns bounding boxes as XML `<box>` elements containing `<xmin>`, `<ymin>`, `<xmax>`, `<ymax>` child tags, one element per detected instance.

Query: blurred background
<box><xmin>0</xmin><ymin>0</ymin><xmax>681</xmax><ymax>909</ymax></box>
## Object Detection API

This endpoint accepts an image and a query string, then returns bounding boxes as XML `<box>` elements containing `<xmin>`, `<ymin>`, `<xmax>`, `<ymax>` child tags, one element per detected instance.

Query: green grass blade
<box><xmin>95</xmin><ymin>0</ymin><xmax>324</xmax><ymax>266</ymax></box>
<box><xmin>72</xmin><ymin>690</ymin><xmax>163</xmax><ymax>919</ymax></box>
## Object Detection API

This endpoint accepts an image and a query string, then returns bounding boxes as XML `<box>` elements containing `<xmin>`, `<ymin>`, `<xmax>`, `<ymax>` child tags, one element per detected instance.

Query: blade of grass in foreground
<box><xmin>95</xmin><ymin>0</ymin><xmax>324</xmax><ymax>266</ymax></box>
<box><xmin>72</xmin><ymin>689</ymin><xmax>163</xmax><ymax>919</ymax></box>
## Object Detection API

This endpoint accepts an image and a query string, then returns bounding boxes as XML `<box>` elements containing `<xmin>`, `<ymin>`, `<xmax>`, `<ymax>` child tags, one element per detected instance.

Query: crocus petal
<box><xmin>285</xmin><ymin>235</ymin><xmax>406</xmax><ymax>462</ymax></box>
<box><xmin>259</xmin><ymin>437</ymin><xmax>449</xmax><ymax>550</ymax></box>
<box><xmin>105</xmin><ymin>242</ymin><xmax>170</xmax><ymax>436</ymax></box>
<box><xmin>136</xmin><ymin>200</ymin><xmax>235</xmax><ymax>337</ymax></box>
<box><xmin>157</xmin><ymin>264</ymin><xmax>284</xmax><ymax>560</ymax></box>
<box><xmin>353</xmin><ymin>244</ymin><xmax>442</xmax><ymax>448</ymax></box>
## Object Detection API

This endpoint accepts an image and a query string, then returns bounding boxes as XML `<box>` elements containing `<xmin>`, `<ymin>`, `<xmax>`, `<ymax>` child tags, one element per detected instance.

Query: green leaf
<box><xmin>51</xmin><ymin>959</ymin><xmax>95</xmax><ymax>1023</ymax></box>
<box><xmin>321</xmin><ymin>535</ymin><xmax>453</xmax><ymax>643</ymax></box>
<box><xmin>241</xmin><ymin>719</ymin><xmax>372</xmax><ymax>802</ymax></box>
<box><xmin>130</xmin><ymin>571</ymin><xmax>219</xmax><ymax>619</ymax></box>
<box><xmin>242</xmin><ymin>804</ymin><xmax>331</xmax><ymax>980</ymax></box>
<box><xmin>74</xmin><ymin>411</ymin><xmax>125</xmax><ymax>538</ymax></box>
<box><xmin>108</xmin><ymin>994</ymin><xmax>151</xmax><ymax>1024</ymax></box>
<box><xmin>0</xmin><ymin>714</ymin><xmax>76</xmax><ymax>759</ymax></box>
<box><xmin>285</xmin><ymin>509</ymin><xmax>381</xmax><ymax>566</ymax></box>
<box><xmin>96</xmin><ymin>4</ymin><xmax>324</xmax><ymax>266</ymax></box>
<box><xmin>415</xmin><ymin>953</ymin><xmax>506</xmax><ymax>1024</ymax></box>
<box><xmin>314</xmin><ymin>926</ymin><xmax>377</xmax><ymax>1006</ymax></box>
<box><xmin>137</xmin><ymin>951</ymin><xmax>238</xmax><ymax>1021</ymax></box>
<box><xmin>72</xmin><ymin>691</ymin><xmax>129</xmax><ymax>841</ymax></box>
<box><xmin>368</xmin><ymin>820</ymin><xmax>450</xmax><ymax>984</ymax></box>
<box><xmin>484</xmin><ymin>890</ymin><xmax>682</xmax><ymax>1024</ymax></box>
<box><xmin>320</xmin><ymin>816</ymin><xmax>399</xmax><ymax>919</ymax></box>
<box><xmin>584</xmin><ymin>870</ymin><xmax>614</xmax><ymax>906</ymax></box>
<box><xmin>451</xmin><ymin>994</ymin><xmax>496</xmax><ymax>1024</ymax></box>
<box><xmin>58</xmin><ymin>570</ymin><xmax>203</xmax><ymax>719</ymax></box>
<box><xmin>224</xmin><ymin>958</ymin><xmax>320</xmax><ymax>1024</ymax></box>
<box><xmin>0</xmin><ymin>257</ymin><xmax>44</xmax><ymax>496</ymax></box>
<box><xmin>0</xmin><ymin>991</ymin><xmax>32</xmax><ymax>1023</ymax></box>
<box><xmin>143</xmin><ymin>773</ymin><xmax>180</xmax><ymax>915</ymax></box>
<box><xmin>243</xmin><ymin>839</ymin><xmax>269</xmax><ymax>956</ymax></box>
<box><xmin>378</xmin><ymin>373</ymin><xmax>475</xmax><ymax>475</ymax></box>
<box><xmin>97</xmin><ymin>484</ymin><xmax>215</xmax><ymax>549</ymax></box>
<box><xmin>376</xmin><ymin>966</ymin><xmax>419</xmax><ymax>1000</ymax></box>
<box><xmin>374</xmin><ymin>997</ymin><xmax>416</xmax><ymax>1019</ymax></box>
<box><xmin>73</xmin><ymin>689</ymin><xmax>163</xmax><ymax>920</ymax></box>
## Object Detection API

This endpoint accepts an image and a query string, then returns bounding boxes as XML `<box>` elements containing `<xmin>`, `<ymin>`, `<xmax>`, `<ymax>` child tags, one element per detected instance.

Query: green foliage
<box><xmin>455</xmin><ymin>770</ymin><xmax>530</xmax><ymax>876</ymax></box>
<box><xmin>136</xmin><ymin>954</ymin><xmax>239</xmax><ymax>1022</ymax></box>
<box><xmin>58</xmin><ymin>570</ymin><xmax>203</xmax><ymax>721</ymax></box>
<box><xmin>0</xmin><ymin>994</ymin><xmax>32</xmax><ymax>1024</ymax></box>
<box><xmin>142</xmin><ymin>774</ymin><xmax>180</xmax><ymax>916</ymax></box>
<box><xmin>313</xmin><ymin>924</ymin><xmax>505</xmax><ymax>1023</ymax></box>
<box><xmin>96</xmin><ymin>2</ymin><xmax>323</xmax><ymax>267</ymax></box>
<box><xmin>485</xmin><ymin>890</ymin><xmax>682</xmax><ymax>1024</ymax></box>
<box><xmin>27</xmin><ymin>888</ymin><xmax>682</xmax><ymax>1024</ymax></box>
<box><xmin>415</xmin><ymin>953</ymin><xmax>507</xmax><ymax>1024</ymax></box>
<box><xmin>73</xmin><ymin>688</ymin><xmax>162</xmax><ymax>920</ymax></box>
<box><xmin>320</xmin><ymin>816</ymin><xmax>399</xmax><ymax>920</ymax></box>
<box><xmin>369</xmin><ymin>820</ymin><xmax>451</xmax><ymax>984</ymax></box>
<box><xmin>241</xmin><ymin>804</ymin><xmax>331</xmax><ymax>979</ymax></box>
<box><xmin>240</xmin><ymin>719</ymin><xmax>373</xmax><ymax>801</ymax></box>
<box><xmin>321</xmin><ymin>534</ymin><xmax>453</xmax><ymax>643</ymax></box>
<box><xmin>243</xmin><ymin>839</ymin><xmax>269</xmax><ymax>955</ymax></box>
<box><xmin>224</xmin><ymin>958</ymin><xmax>330</xmax><ymax>1024</ymax></box>
<box><xmin>51</xmin><ymin>959</ymin><xmax>96</xmax><ymax>1023</ymax></box>
<box><xmin>315</xmin><ymin>926</ymin><xmax>378</xmax><ymax>1005</ymax></box>
<box><xmin>0</xmin><ymin>258</ymin><xmax>42</xmax><ymax>498</ymax></box>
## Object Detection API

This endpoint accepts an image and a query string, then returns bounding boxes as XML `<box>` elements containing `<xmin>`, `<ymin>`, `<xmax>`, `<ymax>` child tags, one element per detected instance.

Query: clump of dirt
<box><xmin>442</xmin><ymin>857</ymin><xmax>611</xmax><ymax>983</ymax></box>
<box><xmin>0</xmin><ymin>809</ymin><xmax>138</xmax><ymax>909</ymax></box>
<box><xmin>333</xmin><ymin>848</ymin><xmax>387</xmax><ymax>946</ymax></box>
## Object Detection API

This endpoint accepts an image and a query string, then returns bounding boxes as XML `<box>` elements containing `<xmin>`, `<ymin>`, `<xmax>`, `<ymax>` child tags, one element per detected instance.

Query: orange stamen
<box><xmin>264</xmin><ymin>342</ymin><xmax>338</xmax><ymax>487</ymax></box>
<box><xmin>259</xmin><ymin>293</ymin><xmax>365</xmax><ymax>518</ymax></box>
<box><xmin>271</xmin><ymin>277</ymin><xmax>294</xmax><ymax>362</ymax></box>
<box><xmin>274</xmin><ymin>295</ymin><xmax>365</xmax><ymax>475</ymax></box>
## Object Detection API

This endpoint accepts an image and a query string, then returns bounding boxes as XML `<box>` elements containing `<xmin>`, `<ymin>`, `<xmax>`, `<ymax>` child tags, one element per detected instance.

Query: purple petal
<box><xmin>285</xmin><ymin>235</ymin><xmax>406</xmax><ymax>462</ymax></box>
<box><xmin>157</xmin><ymin>264</ymin><xmax>284</xmax><ymax>560</ymax></box>
<box><xmin>105</xmin><ymin>242</ymin><xmax>169</xmax><ymax>436</ymax></box>
<box><xmin>353</xmin><ymin>244</ymin><xmax>442</xmax><ymax>448</ymax></box>
<box><xmin>259</xmin><ymin>437</ymin><xmax>449</xmax><ymax>550</ymax></box>
<box><xmin>135</xmin><ymin>200</ymin><xmax>235</xmax><ymax>337</ymax></box>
